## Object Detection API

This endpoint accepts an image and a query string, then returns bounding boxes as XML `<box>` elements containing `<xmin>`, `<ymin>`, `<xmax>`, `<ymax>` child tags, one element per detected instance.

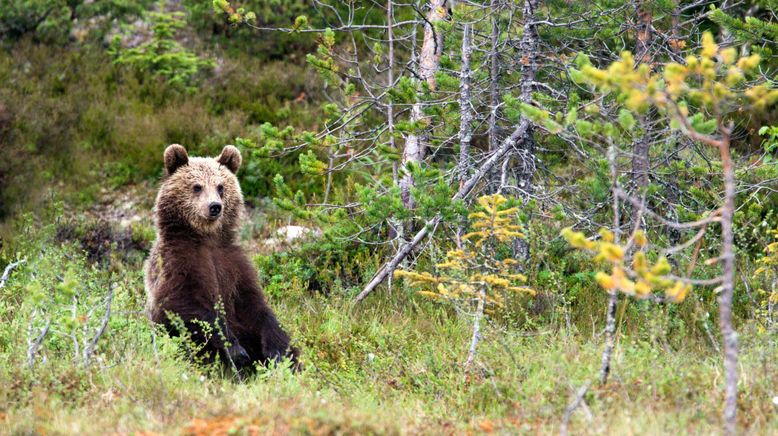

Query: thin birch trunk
<box><xmin>600</xmin><ymin>143</ymin><xmax>620</xmax><ymax>385</ymax></box>
<box><xmin>770</xmin><ymin>276</ymin><xmax>776</xmax><ymax>332</ymax></box>
<box><xmin>27</xmin><ymin>309</ymin><xmax>50</xmax><ymax>369</ymax></box>
<box><xmin>464</xmin><ymin>285</ymin><xmax>486</xmax><ymax>371</ymax></box>
<box><xmin>718</xmin><ymin>129</ymin><xmax>738</xmax><ymax>436</ymax></box>
<box><xmin>387</xmin><ymin>0</ymin><xmax>398</xmax><ymax>184</ymax></box>
<box><xmin>488</xmin><ymin>0</ymin><xmax>500</xmax><ymax>153</ymax></box>
<box><xmin>511</xmin><ymin>0</ymin><xmax>538</xmax><ymax>264</ymax></box>
<box><xmin>83</xmin><ymin>285</ymin><xmax>114</xmax><ymax>366</ymax></box>
<box><xmin>457</xmin><ymin>22</ymin><xmax>473</xmax><ymax>187</ymax></box>
<box><xmin>664</xmin><ymin>1</ymin><xmax>682</xmax><ymax>259</ymax></box>
<box><xmin>629</xmin><ymin>0</ymin><xmax>652</xmax><ymax>235</ymax></box>
<box><xmin>455</xmin><ymin>21</ymin><xmax>473</xmax><ymax>248</ymax></box>
<box><xmin>386</xmin><ymin>0</ymin><xmax>403</xmax><ymax>245</ymax></box>
<box><xmin>400</xmin><ymin>0</ymin><xmax>447</xmax><ymax>209</ymax></box>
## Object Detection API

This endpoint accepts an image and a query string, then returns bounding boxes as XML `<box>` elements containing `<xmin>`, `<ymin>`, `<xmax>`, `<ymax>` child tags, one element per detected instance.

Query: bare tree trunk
<box><xmin>670</xmin><ymin>0</ymin><xmax>682</xmax><ymax>60</ymax></box>
<box><xmin>27</xmin><ymin>311</ymin><xmax>50</xmax><ymax>369</ymax></box>
<box><xmin>457</xmin><ymin>22</ymin><xmax>473</xmax><ymax>187</ymax></box>
<box><xmin>664</xmin><ymin>0</ymin><xmax>682</xmax><ymax>259</ymax></box>
<box><xmin>718</xmin><ymin>129</ymin><xmax>738</xmax><ymax>436</ymax></box>
<box><xmin>511</xmin><ymin>0</ymin><xmax>538</xmax><ymax>264</ymax></box>
<box><xmin>83</xmin><ymin>285</ymin><xmax>114</xmax><ymax>366</ymax></box>
<box><xmin>488</xmin><ymin>0</ymin><xmax>500</xmax><ymax>153</ymax></box>
<box><xmin>400</xmin><ymin>0</ymin><xmax>448</xmax><ymax>209</ymax></box>
<box><xmin>387</xmin><ymin>0</ymin><xmax>397</xmax><ymax>184</ymax></box>
<box><xmin>386</xmin><ymin>0</ymin><xmax>404</xmax><ymax>244</ymax></box>
<box><xmin>561</xmin><ymin>380</ymin><xmax>593</xmax><ymax>436</ymax></box>
<box><xmin>770</xmin><ymin>276</ymin><xmax>776</xmax><ymax>332</ymax></box>
<box><xmin>0</xmin><ymin>258</ymin><xmax>25</xmax><ymax>288</ymax></box>
<box><xmin>455</xmin><ymin>21</ymin><xmax>473</xmax><ymax>247</ymax></box>
<box><xmin>600</xmin><ymin>143</ymin><xmax>620</xmax><ymax>385</ymax></box>
<box><xmin>464</xmin><ymin>285</ymin><xmax>486</xmax><ymax>371</ymax></box>
<box><xmin>487</xmin><ymin>0</ymin><xmax>502</xmax><ymax>193</ymax></box>
<box><xmin>629</xmin><ymin>0</ymin><xmax>652</xmax><ymax>234</ymax></box>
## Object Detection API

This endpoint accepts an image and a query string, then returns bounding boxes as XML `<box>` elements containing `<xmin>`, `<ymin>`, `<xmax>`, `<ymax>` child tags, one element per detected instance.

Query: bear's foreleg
<box><xmin>158</xmin><ymin>307</ymin><xmax>251</xmax><ymax>369</ymax></box>
<box><xmin>257</xmin><ymin>310</ymin><xmax>295</xmax><ymax>364</ymax></box>
<box><xmin>234</xmin><ymin>287</ymin><xmax>298</xmax><ymax>367</ymax></box>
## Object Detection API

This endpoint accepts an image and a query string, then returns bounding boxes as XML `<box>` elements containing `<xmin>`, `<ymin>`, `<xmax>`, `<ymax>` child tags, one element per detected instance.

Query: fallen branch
<box><xmin>355</xmin><ymin>119</ymin><xmax>531</xmax><ymax>302</ymax></box>
<box><xmin>560</xmin><ymin>379</ymin><xmax>592</xmax><ymax>436</ymax></box>
<box><xmin>0</xmin><ymin>258</ymin><xmax>26</xmax><ymax>289</ymax></box>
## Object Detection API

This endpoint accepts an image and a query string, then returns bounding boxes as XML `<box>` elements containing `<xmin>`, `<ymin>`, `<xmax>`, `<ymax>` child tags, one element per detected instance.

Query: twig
<box><xmin>83</xmin><ymin>285</ymin><xmax>114</xmax><ymax>366</ymax></box>
<box><xmin>27</xmin><ymin>318</ymin><xmax>51</xmax><ymax>369</ymax></box>
<box><xmin>615</xmin><ymin>188</ymin><xmax>721</xmax><ymax>230</ymax></box>
<box><xmin>561</xmin><ymin>379</ymin><xmax>593</xmax><ymax>436</ymax></box>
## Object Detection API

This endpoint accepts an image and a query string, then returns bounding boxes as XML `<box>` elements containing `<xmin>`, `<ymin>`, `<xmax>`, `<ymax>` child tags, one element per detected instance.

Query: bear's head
<box><xmin>155</xmin><ymin>144</ymin><xmax>244</xmax><ymax>239</ymax></box>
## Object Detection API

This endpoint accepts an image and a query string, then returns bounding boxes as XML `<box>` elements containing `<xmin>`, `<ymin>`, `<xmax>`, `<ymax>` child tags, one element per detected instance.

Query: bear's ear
<box><xmin>217</xmin><ymin>145</ymin><xmax>242</xmax><ymax>174</ymax></box>
<box><xmin>164</xmin><ymin>144</ymin><xmax>189</xmax><ymax>175</ymax></box>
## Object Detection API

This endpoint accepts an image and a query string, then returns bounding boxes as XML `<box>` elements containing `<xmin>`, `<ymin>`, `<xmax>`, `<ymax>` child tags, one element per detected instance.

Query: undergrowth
<box><xmin>0</xmin><ymin>209</ymin><xmax>776</xmax><ymax>434</ymax></box>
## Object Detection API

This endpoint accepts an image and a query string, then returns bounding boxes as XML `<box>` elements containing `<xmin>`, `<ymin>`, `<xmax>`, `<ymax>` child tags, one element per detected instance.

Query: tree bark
<box><xmin>457</xmin><ymin>22</ymin><xmax>473</xmax><ymax>186</ymax></box>
<box><xmin>400</xmin><ymin>0</ymin><xmax>448</xmax><ymax>209</ymax></box>
<box><xmin>629</xmin><ymin>0</ymin><xmax>653</xmax><ymax>234</ymax></box>
<box><xmin>664</xmin><ymin>1</ymin><xmax>682</xmax><ymax>257</ymax></box>
<box><xmin>600</xmin><ymin>144</ymin><xmax>620</xmax><ymax>385</ymax></box>
<box><xmin>488</xmin><ymin>0</ymin><xmax>501</xmax><ymax>153</ymax></box>
<box><xmin>510</xmin><ymin>0</ymin><xmax>538</xmax><ymax>264</ymax></box>
<box><xmin>718</xmin><ymin>129</ymin><xmax>738</xmax><ymax>436</ymax></box>
<box><xmin>464</xmin><ymin>285</ymin><xmax>486</xmax><ymax>371</ymax></box>
<box><xmin>387</xmin><ymin>0</ymin><xmax>398</xmax><ymax>184</ymax></box>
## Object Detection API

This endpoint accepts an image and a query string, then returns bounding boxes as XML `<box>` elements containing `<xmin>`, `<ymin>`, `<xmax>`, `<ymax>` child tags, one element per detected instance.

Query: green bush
<box><xmin>0</xmin><ymin>40</ymin><xmax>319</xmax><ymax>221</ymax></box>
<box><xmin>0</xmin><ymin>0</ymin><xmax>151</xmax><ymax>44</ymax></box>
<box><xmin>110</xmin><ymin>3</ymin><xmax>214</xmax><ymax>90</ymax></box>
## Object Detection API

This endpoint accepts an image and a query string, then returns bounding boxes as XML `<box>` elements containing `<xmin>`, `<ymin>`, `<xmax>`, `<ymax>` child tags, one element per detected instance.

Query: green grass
<box><xmin>0</xmin><ymin>218</ymin><xmax>776</xmax><ymax>435</ymax></box>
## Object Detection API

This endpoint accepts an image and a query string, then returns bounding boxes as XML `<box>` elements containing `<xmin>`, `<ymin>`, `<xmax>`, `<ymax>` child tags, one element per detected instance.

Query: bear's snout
<box><xmin>208</xmin><ymin>202</ymin><xmax>223</xmax><ymax>219</ymax></box>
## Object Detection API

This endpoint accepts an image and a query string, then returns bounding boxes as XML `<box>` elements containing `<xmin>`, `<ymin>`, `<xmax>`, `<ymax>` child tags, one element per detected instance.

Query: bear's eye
<box><xmin>193</xmin><ymin>184</ymin><xmax>203</xmax><ymax>193</ymax></box>
<box><xmin>217</xmin><ymin>185</ymin><xmax>224</xmax><ymax>196</ymax></box>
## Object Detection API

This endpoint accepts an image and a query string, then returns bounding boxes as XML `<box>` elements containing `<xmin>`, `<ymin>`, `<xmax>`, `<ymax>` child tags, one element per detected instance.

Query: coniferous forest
<box><xmin>1</xmin><ymin>0</ymin><xmax>778</xmax><ymax>434</ymax></box>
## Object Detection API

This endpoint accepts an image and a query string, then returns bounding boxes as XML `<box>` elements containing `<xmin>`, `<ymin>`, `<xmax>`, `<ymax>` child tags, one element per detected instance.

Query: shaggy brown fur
<box><xmin>144</xmin><ymin>144</ymin><xmax>297</xmax><ymax>370</ymax></box>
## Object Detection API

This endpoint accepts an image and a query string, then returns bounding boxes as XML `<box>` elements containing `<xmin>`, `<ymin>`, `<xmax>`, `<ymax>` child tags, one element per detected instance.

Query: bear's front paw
<box><xmin>264</xmin><ymin>348</ymin><xmax>283</xmax><ymax>364</ymax></box>
<box><xmin>227</xmin><ymin>343</ymin><xmax>251</xmax><ymax>369</ymax></box>
<box><xmin>263</xmin><ymin>345</ymin><xmax>300</xmax><ymax>370</ymax></box>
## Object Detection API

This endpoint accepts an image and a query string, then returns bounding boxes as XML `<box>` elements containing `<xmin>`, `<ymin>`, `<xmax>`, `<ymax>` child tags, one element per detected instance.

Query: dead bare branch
<box><xmin>83</xmin><ymin>285</ymin><xmax>115</xmax><ymax>366</ymax></box>
<box><xmin>561</xmin><ymin>379</ymin><xmax>593</xmax><ymax>436</ymax></box>
<box><xmin>0</xmin><ymin>258</ymin><xmax>26</xmax><ymax>289</ymax></box>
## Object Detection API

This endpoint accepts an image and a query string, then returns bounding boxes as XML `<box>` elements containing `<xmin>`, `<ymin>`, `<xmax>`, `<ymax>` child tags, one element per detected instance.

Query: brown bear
<box><xmin>144</xmin><ymin>144</ymin><xmax>297</xmax><ymax>370</ymax></box>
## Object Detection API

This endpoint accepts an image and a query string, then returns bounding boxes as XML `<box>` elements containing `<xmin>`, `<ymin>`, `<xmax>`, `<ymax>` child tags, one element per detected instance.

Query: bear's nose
<box><xmin>209</xmin><ymin>202</ymin><xmax>222</xmax><ymax>217</ymax></box>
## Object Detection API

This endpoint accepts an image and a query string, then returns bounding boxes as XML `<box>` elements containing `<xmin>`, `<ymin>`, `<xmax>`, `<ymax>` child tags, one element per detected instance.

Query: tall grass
<box><xmin>0</xmin><ymin>213</ymin><xmax>775</xmax><ymax>434</ymax></box>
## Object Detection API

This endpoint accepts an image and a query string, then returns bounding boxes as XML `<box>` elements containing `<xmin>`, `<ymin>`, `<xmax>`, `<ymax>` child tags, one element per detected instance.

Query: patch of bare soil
<box><xmin>56</xmin><ymin>183</ymin><xmax>156</xmax><ymax>264</ymax></box>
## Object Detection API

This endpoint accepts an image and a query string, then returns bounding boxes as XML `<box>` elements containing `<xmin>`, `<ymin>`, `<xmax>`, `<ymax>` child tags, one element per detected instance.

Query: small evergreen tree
<box><xmin>110</xmin><ymin>2</ymin><xmax>214</xmax><ymax>90</ymax></box>
<box><xmin>395</xmin><ymin>194</ymin><xmax>535</xmax><ymax>371</ymax></box>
